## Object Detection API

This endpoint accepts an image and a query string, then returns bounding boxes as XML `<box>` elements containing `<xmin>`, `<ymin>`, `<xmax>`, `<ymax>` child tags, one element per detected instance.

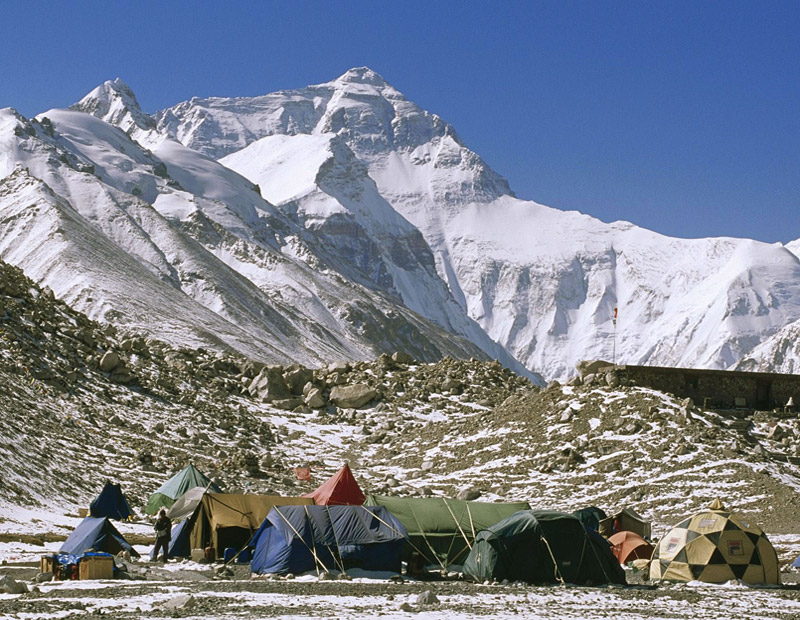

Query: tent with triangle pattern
<box><xmin>303</xmin><ymin>463</ymin><xmax>365</xmax><ymax>506</ymax></box>
<box><xmin>649</xmin><ymin>499</ymin><xmax>780</xmax><ymax>585</ymax></box>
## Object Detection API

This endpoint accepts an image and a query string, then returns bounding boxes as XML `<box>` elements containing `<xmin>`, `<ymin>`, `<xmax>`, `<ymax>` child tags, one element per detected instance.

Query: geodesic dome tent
<box><xmin>649</xmin><ymin>499</ymin><xmax>780</xmax><ymax>585</ymax></box>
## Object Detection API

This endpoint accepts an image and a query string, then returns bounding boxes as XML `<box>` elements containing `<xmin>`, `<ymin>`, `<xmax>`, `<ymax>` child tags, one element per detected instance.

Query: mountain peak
<box><xmin>71</xmin><ymin>78</ymin><xmax>155</xmax><ymax>133</ymax></box>
<box><xmin>332</xmin><ymin>66</ymin><xmax>391</xmax><ymax>88</ymax></box>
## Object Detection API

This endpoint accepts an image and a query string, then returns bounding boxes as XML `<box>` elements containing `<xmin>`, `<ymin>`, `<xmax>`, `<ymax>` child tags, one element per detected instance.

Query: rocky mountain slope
<box><xmin>2</xmin><ymin>258</ymin><xmax>799</xmax><ymax>537</ymax></box>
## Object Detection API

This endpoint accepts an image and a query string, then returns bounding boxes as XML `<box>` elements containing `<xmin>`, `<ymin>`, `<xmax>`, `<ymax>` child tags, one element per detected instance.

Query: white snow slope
<box><xmin>1</xmin><ymin>69</ymin><xmax>799</xmax><ymax>380</ymax></box>
<box><xmin>0</xmin><ymin>94</ymin><xmax>493</xmax><ymax>369</ymax></box>
<box><xmin>157</xmin><ymin>67</ymin><xmax>800</xmax><ymax>380</ymax></box>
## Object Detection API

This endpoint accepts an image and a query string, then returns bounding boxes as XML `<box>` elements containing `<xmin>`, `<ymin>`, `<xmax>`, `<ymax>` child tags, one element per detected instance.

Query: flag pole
<box><xmin>612</xmin><ymin>307</ymin><xmax>617</xmax><ymax>365</ymax></box>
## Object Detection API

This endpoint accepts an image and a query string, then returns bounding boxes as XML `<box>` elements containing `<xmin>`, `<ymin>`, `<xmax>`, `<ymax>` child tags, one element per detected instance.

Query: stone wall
<box><xmin>616</xmin><ymin>365</ymin><xmax>800</xmax><ymax>411</ymax></box>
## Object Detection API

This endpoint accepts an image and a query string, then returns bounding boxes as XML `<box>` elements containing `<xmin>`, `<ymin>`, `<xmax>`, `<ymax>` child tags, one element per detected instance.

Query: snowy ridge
<box><xmin>159</xmin><ymin>67</ymin><xmax>800</xmax><ymax>379</ymax></box>
<box><xmin>0</xmin><ymin>105</ymin><xmax>491</xmax><ymax>367</ymax></box>
<box><xmin>1</xmin><ymin>68</ymin><xmax>799</xmax><ymax>379</ymax></box>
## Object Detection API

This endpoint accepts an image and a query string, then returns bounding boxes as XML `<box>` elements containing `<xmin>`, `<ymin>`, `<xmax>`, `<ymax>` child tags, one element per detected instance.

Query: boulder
<box><xmin>456</xmin><ymin>488</ymin><xmax>481</xmax><ymax>501</ymax></box>
<box><xmin>99</xmin><ymin>350</ymin><xmax>120</xmax><ymax>372</ymax></box>
<box><xmin>157</xmin><ymin>594</ymin><xmax>195</xmax><ymax>611</ymax></box>
<box><xmin>416</xmin><ymin>590</ymin><xmax>440</xmax><ymax>605</ymax></box>
<box><xmin>249</xmin><ymin>367</ymin><xmax>291</xmax><ymax>402</ymax></box>
<box><xmin>329</xmin><ymin>384</ymin><xmax>379</xmax><ymax>409</ymax></box>
<box><xmin>391</xmin><ymin>351</ymin><xmax>414</xmax><ymax>365</ymax></box>
<box><xmin>576</xmin><ymin>359</ymin><xmax>614</xmax><ymax>378</ymax></box>
<box><xmin>284</xmin><ymin>367</ymin><xmax>314</xmax><ymax>395</ymax></box>
<box><xmin>0</xmin><ymin>575</ymin><xmax>28</xmax><ymax>594</ymax></box>
<box><xmin>272</xmin><ymin>398</ymin><xmax>304</xmax><ymax>411</ymax></box>
<box><xmin>327</xmin><ymin>361</ymin><xmax>351</xmax><ymax>374</ymax></box>
<box><xmin>304</xmin><ymin>388</ymin><xmax>326</xmax><ymax>409</ymax></box>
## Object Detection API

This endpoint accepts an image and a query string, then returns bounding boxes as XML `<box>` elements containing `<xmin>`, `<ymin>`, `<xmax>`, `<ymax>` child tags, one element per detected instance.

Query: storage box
<box><xmin>79</xmin><ymin>555</ymin><xmax>114</xmax><ymax>580</ymax></box>
<box><xmin>40</xmin><ymin>555</ymin><xmax>55</xmax><ymax>574</ymax></box>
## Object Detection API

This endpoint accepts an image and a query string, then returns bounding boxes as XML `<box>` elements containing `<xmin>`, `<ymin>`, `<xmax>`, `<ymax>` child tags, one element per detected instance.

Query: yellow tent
<box><xmin>187</xmin><ymin>493</ymin><xmax>313</xmax><ymax>554</ymax></box>
<box><xmin>649</xmin><ymin>499</ymin><xmax>780</xmax><ymax>585</ymax></box>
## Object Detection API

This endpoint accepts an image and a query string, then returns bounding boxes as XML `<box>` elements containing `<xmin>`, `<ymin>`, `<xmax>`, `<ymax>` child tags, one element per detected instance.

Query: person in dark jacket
<box><xmin>152</xmin><ymin>509</ymin><xmax>172</xmax><ymax>562</ymax></box>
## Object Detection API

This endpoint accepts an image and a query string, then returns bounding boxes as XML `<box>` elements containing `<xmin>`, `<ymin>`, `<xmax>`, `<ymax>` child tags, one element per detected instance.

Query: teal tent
<box><xmin>463</xmin><ymin>510</ymin><xmax>625</xmax><ymax>585</ymax></box>
<box><xmin>145</xmin><ymin>464</ymin><xmax>221</xmax><ymax>515</ymax></box>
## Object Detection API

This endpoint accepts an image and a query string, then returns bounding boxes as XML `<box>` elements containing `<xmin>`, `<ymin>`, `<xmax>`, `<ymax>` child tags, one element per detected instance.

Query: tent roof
<box><xmin>608</xmin><ymin>531</ymin><xmax>653</xmax><ymax>564</ymax></box>
<box><xmin>146</xmin><ymin>464</ymin><xmax>222</xmax><ymax>514</ymax></box>
<box><xmin>263</xmin><ymin>505</ymin><xmax>407</xmax><ymax>546</ymax></box>
<box><xmin>90</xmin><ymin>481</ymin><xmax>133</xmax><ymax>521</ymax></box>
<box><xmin>60</xmin><ymin>516</ymin><xmax>139</xmax><ymax>557</ymax></box>
<box><xmin>364</xmin><ymin>495</ymin><xmax>531</xmax><ymax>537</ymax></box>
<box><xmin>166</xmin><ymin>486</ymin><xmax>209</xmax><ymax>522</ymax></box>
<box><xmin>199</xmin><ymin>494</ymin><xmax>313</xmax><ymax>532</ymax></box>
<box><xmin>303</xmin><ymin>464</ymin><xmax>365</xmax><ymax>506</ymax></box>
<box><xmin>463</xmin><ymin>509</ymin><xmax>626</xmax><ymax>585</ymax></box>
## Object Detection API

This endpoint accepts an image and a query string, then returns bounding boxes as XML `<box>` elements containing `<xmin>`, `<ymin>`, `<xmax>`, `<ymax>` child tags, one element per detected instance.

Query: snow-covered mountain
<box><xmin>156</xmin><ymin>67</ymin><xmax>800</xmax><ymax>379</ymax></box>
<box><xmin>1</xmin><ymin>68</ymin><xmax>798</xmax><ymax>380</ymax></box>
<box><xmin>0</xmin><ymin>97</ymin><xmax>494</xmax><ymax>369</ymax></box>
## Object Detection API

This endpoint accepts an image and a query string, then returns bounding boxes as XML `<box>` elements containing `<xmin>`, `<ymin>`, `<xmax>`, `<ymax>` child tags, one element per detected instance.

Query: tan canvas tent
<box><xmin>187</xmin><ymin>494</ymin><xmax>313</xmax><ymax>555</ymax></box>
<box><xmin>649</xmin><ymin>499</ymin><xmax>780</xmax><ymax>585</ymax></box>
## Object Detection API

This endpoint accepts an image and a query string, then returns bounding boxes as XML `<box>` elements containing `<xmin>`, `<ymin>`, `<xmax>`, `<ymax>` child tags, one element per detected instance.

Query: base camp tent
<box><xmin>303</xmin><ymin>464</ymin><xmax>365</xmax><ymax>506</ymax></box>
<box><xmin>182</xmin><ymin>493</ymin><xmax>314</xmax><ymax>557</ymax></box>
<box><xmin>463</xmin><ymin>510</ymin><xmax>626</xmax><ymax>585</ymax></box>
<box><xmin>145</xmin><ymin>464</ymin><xmax>222</xmax><ymax>515</ymax></box>
<box><xmin>90</xmin><ymin>482</ymin><xmax>134</xmax><ymax>521</ymax></box>
<box><xmin>166</xmin><ymin>486</ymin><xmax>209</xmax><ymax>522</ymax></box>
<box><xmin>572</xmin><ymin>506</ymin><xmax>607</xmax><ymax>533</ymax></box>
<box><xmin>163</xmin><ymin>519</ymin><xmax>192</xmax><ymax>560</ymax></box>
<box><xmin>599</xmin><ymin>507</ymin><xmax>651</xmax><ymax>539</ymax></box>
<box><xmin>250</xmin><ymin>505</ymin><xmax>408</xmax><ymax>575</ymax></box>
<box><xmin>364</xmin><ymin>494</ymin><xmax>530</xmax><ymax>568</ymax></box>
<box><xmin>608</xmin><ymin>531</ymin><xmax>654</xmax><ymax>565</ymax></box>
<box><xmin>649</xmin><ymin>499</ymin><xmax>780</xmax><ymax>585</ymax></box>
<box><xmin>61</xmin><ymin>517</ymin><xmax>139</xmax><ymax>557</ymax></box>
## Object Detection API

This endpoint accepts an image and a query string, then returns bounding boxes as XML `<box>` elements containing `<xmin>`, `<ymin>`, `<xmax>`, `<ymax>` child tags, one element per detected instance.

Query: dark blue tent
<box><xmin>251</xmin><ymin>505</ymin><xmax>408</xmax><ymax>575</ymax></box>
<box><xmin>90</xmin><ymin>482</ymin><xmax>134</xmax><ymax>521</ymax></box>
<box><xmin>61</xmin><ymin>517</ymin><xmax>139</xmax><ymax>557</ymax></box>
<box><xmin>572</xmin><ymin>506</ymin><xmax>607</xmax><ymax>533</ymax></box>
<box><xmin>154</xmin><ymin>519</ymin><xmax>191</xmax><ymax>560</ymax></box>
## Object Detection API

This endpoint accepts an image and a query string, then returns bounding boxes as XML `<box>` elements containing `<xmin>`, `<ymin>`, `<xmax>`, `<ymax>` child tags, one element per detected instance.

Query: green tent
<box><xmin>145</xmin><ymin>464</ymin><xmax>222</xmax><ymax>515</ymax></box>
<box><xmin>364</xmin><ymin>494</ymin><xmax>530</xmax><ymax>568</ymax></box>
<box><xmin>463</xmin><ymin>510</ymin><xmax>626</xmax><ymax>585</ymax></box>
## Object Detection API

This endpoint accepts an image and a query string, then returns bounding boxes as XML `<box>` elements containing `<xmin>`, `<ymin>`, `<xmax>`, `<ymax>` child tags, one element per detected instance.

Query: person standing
<box><xmin>152</xmin><ymin>508</ymin><xmax>172</xmax><ymax>562</ymax></box>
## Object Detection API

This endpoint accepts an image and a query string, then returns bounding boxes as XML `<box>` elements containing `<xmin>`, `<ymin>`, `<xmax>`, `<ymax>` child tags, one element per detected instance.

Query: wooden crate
<box><xmin>79</xmin><ymin>555</ymin><xmax>114</xmax><ymax>580</ymax></box>
<box><xmin>40</xmin><ymin>555</ymin><xmax>55</xmax><ymax>574</ymax></box>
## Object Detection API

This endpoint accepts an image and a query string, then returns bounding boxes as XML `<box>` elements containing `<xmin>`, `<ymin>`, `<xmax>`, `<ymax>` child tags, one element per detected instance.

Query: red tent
<box><xmin>303</xmin><ymin>463</ymin><xmax>365</xmax><ymax>505</ymax></box>
<box><xmin>608</xmin><ymin>530</ymin><xmax>654</xmax><ymax>565</ymax></box>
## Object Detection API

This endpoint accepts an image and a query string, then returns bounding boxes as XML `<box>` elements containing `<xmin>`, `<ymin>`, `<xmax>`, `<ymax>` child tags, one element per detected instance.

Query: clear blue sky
<box><xmin>1</xmin><ymin>1</ymin><xmax>798</xmax><ymax>243</ymax></box>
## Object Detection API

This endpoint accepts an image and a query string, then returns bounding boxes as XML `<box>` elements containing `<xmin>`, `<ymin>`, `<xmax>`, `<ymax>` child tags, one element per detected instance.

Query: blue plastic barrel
<box><xmin>223</xmin><ymin>547</ymin><xmax>236</xmax><ymax>563</ymax></box>
<box><xmin>237</xmin><ymin>548</ymin><xmax>251</xmax><ymax>563</ymax></box>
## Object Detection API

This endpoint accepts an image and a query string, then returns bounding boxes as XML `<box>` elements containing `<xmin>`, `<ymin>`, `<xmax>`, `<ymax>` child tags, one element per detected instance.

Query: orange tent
<box><xmin>609</xmin><ymin>531</ymin><xmax>654</xmax><ymax>565</ymax></box>
<box><xmin>303</xmin><ymin>463</ymin><xmax>365</xmax><ymax>505</ymax></box>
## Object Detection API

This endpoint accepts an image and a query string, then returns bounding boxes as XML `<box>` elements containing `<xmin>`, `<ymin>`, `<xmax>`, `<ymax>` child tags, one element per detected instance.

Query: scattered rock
<box><xmin>329</xmin><ymin>384</ymin><xmax>379</xmax><ymax>409</ymax></box>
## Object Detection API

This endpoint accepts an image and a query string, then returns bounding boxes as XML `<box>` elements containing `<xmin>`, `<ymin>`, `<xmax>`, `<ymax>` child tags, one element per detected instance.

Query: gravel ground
<box><xmin>2</xmin><ymin>562</ymin><xmax>800</xmax><ymax>620</ymax></box>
